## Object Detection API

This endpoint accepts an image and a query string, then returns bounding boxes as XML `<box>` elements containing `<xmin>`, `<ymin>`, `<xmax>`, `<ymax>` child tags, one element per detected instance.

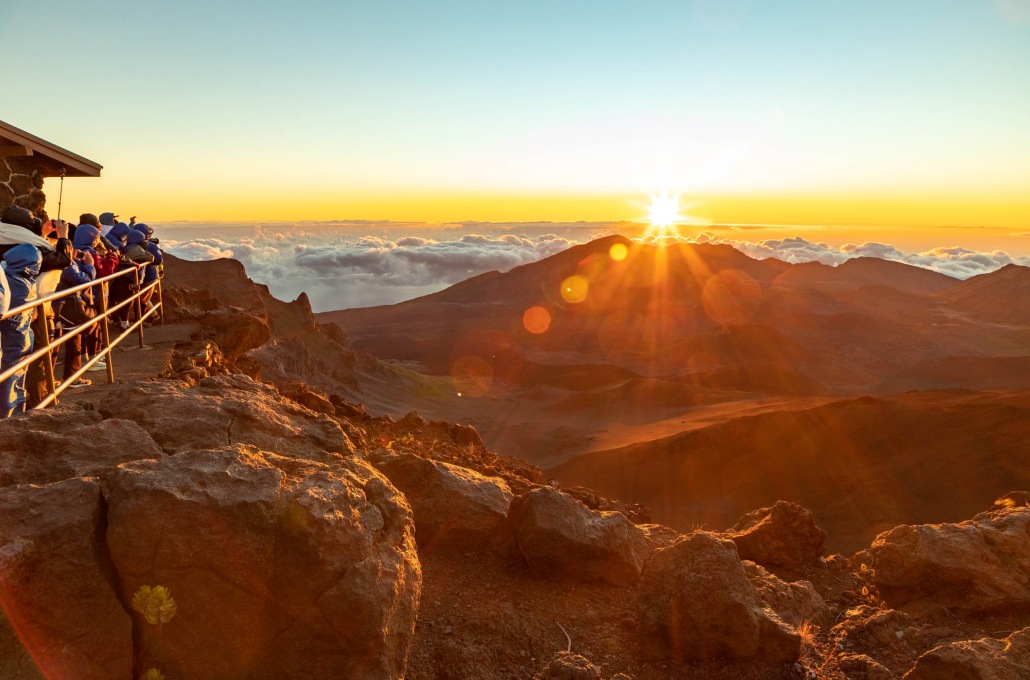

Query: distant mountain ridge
<box><xmin>319</xmin><ymin>236</ymin><xmax>1028</xmax><ymax>395</ymax></box>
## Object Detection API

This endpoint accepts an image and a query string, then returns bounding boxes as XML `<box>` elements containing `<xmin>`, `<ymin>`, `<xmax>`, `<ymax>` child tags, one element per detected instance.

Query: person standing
<box><xmin>0</xmin><ymin>244</ymin><xmax>41</xmax><ymax>417</ymax></box>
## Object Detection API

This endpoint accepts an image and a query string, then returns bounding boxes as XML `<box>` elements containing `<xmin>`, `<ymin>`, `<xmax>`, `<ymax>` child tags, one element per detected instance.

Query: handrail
<box><xmin>0</xmin><ymin>261</ymin><xmax>165</xmax><ymax>412</ymax></box>
<box><xmin>2</xmin><ymin>264</ymin><xmax>140</xmax><ymax>320</ymax></box>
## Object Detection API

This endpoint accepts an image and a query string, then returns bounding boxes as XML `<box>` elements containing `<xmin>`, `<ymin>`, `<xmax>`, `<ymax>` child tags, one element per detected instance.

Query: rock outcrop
<box><xmin>105</xmin><ymin>445</ymin><xmax>421</xmax><ymax>680</ymax></box>
<box><xmin>636</xmin><ymin>532</ymin><xmax>801</xmax><ymax>664</ymax></box>
<box><xmin>162</xmin><ymin>255</ymin><xmax>357</xmax><ymax>388</ymax></box>
<box><xmin>728</xmin><ymin>500</ymin><xmax>826</xmax><ymax>571</ymax></box>
<box><xmin>0</xmin><ymin>478</ymin><xmax>133</xmax><ymax>680</ymax></box>
<box><xmin>372</xmin><ymin>451</ymin><xmax>513</xmax><ymax>551</ymax></box>
<box><xmin>509</xmin><ymin>487</ymin><xmax>650</xmax><ymax>586</ymax></box>
<box><xmin>869</xmin><ymin>507</ymin><xmax>1030</xmax><ymax>613</ymax></box>
<box><xmin>743</xmin><ymin>560</ymin><xmax>829</xmax><ymax>627</ymax></box>
<box><xmin>0</xmin><ymin>405</ymin><xmax>164</xmax><ymax>487</ymax></box>
<box><xmin>904</xmin><ymin>628</ymin><xmax>1030</xmax><ymax>680</ymax></box>
<box><xmin>99</xmin><ymin>374</ymin><xmax>354</xmax><ymax>462</ymax></box>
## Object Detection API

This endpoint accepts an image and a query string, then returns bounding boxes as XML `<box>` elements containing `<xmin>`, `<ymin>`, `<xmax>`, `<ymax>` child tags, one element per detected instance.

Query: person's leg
<box><xmin>63</xmin><ymin>333</ymin><xmax>83</xmax><ymax>381</ymax></box>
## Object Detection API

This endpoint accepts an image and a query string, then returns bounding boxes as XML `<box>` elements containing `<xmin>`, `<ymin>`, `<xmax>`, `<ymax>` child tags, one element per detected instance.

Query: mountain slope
<box><xmin>550</xmin><ymin>390</ymin><xmax>1030</xmax><ymax>553</ymax></box>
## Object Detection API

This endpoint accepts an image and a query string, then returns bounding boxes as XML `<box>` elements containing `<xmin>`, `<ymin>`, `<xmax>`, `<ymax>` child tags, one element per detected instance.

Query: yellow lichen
<box><xmin>132</xmin><ymin>585</ymin><xmax>178</xmax><ymax>625</ymax></box>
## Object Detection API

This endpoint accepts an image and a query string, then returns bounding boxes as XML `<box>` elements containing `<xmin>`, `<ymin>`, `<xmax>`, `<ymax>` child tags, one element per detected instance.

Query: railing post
<box><xmin>157</xmin><ymin>278</ymin><xmax>164</xmax><ymax>325</ymax></box>
<box><xmin>134</xmin><ymin>266</ymin><xmax>145</xmax><ymax>348</ymax></box>
<box><xmin>34</xmin><ymin>309</ymin><xmax>58</xmax><ymax>405</ymax></box>
<box><xmin>99</xmin><ymin>281</ymin><xmax>115</xmax><ymax>384</ymax></box>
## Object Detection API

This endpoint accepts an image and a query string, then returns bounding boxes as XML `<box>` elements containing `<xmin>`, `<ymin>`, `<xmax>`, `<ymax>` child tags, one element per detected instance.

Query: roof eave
<box><xmin>0</xmin><ymin>120</ymin><xmax>102</xmax><ymax>178</ymax></box>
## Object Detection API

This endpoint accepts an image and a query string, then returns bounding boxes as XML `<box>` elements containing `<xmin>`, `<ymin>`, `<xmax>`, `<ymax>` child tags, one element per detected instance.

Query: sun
<box><xmin>645</xmin><ymin>192</ymin><xmax>683</xmax><ymax>237</ymax></box>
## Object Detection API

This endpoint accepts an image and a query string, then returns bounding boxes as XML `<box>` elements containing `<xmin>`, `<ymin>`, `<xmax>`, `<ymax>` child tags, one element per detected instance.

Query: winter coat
<box><xmin>40</xmin><ymin>238</ymin><xmax>73</xmax><ymax>273</ymax></box>
<box><xmin>107</xmin><ymin>223</ymin><xmax>131</xmax><ymax>245</ymax></box>
<box><xmin>142</xmin><ymin>241</ymin><xmax>163</xmax><ymax>283</ymax></box>
<box><xmin>93</xmin><ymin>252</ymin><xmax>120</xmax><ymax>278</ymax></box>
<box><xmin>2</xmin><ymin>244</ymin><xmax>41</xmax><ymax>308</ymax></box>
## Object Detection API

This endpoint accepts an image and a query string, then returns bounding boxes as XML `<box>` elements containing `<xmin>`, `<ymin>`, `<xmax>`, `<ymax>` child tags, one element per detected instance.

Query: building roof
<box><xmin>0</xmin><ymin>119</ymin><xmax>102</xmax><ymax>178</ymax></box>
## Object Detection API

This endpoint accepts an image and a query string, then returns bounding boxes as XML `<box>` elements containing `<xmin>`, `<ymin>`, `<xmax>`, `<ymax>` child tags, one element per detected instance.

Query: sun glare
<box><xmin>645</xmin><ymin>192</ymin><xmax>683</xmax><ymax>237</ymax></box>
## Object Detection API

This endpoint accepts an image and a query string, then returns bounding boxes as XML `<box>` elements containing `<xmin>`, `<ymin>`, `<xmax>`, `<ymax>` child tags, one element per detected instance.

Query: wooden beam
<box><xmin>0</xmin><ymin>144</ymin><xmax>33</xmax><ymax>158</ymax></box>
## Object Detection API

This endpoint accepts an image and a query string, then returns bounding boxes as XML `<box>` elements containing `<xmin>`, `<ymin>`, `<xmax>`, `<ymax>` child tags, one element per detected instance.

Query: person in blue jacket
<box><xmin>133</xmin><ymin>223</ymin><xmax>162</xmax><ymax>315</ymax></box>
<box><xmin>54</xmin><ymin>251</ymin><xmax>98</xmax><ymax>387</ymax></box>
<box><xmin>0</xmin><ymin>244</ymin><xmax>42</xmax><ymax>417</ymax></box>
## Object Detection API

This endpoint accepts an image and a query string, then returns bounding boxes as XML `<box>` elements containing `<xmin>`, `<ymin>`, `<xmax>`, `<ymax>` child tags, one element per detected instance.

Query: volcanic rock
<box><xmin>509</xmin><ymin>487</ymin><xmax>650</xmax><ymax>586</ymax></box>
<box><xmin>372</xmin><ymin>451</ymin><xmax>514</xmax><ymax>550</ymax></box>
<box><xmin>869</xmin><ymin>507</ymin><xmax>1030</xmax><ymax>613</ymax></box>
<box><xmin>636</xmin><ymin>532</ymin><xmax>801</xmax><ymax>664</ymax></box>
<box><xmin>162</xmin><ymin>254</ymin><xmax>356</xmax><ymax>388</ymax></box>
<box><xmin>533</xmin><ymin>651</ymin><xmax>602</xmax><ymax>679</ymax></box>
<box><xmin>197</xmin><ymin>306</ymin><xmax>271</xmax><ymax>357</ymax></box>
<box><xmin>743</xmin><ymin>560</ymin><xmax>829</xmax><ymax>627</ymax></box>
<box><xmin>904</xmin><ymin>628</ymin><xmax>1030</xmax><ymax>680</ymax></box>
<box><xmin>728</xmin><ymin>500</ymin><xmax>826</xmax><ymax>570</ymax></box>
<box><xmin>98</xmin><ymin>374</ymin><xmax>353</xmax><ymax>462</ymax></box>
<box><xmin>278</xmin><ymin>382</ymin><xmax>336</xmax><ymax>415</ymax></box>
<box><xmin>830</xmin><ymin>606</ymin><xmax>920</xmax><ymax>671</ymax></box>
<box><xmin>0</xmin><ymin>478</ymin><xmax>133</xmax><ymax>680</ymax></box>
<box><xmin>0</xmin><ymin>405</ymin><xmax>163</xmax><ymax>487</ymax></box>
<box><xmin>639</xmin><ymin>523</ymin><xmax>683</xmax><ymax>549</ymax></box>
<box><xmin>104</xmin><ymin>445</ymin><xmax>420</xmax><ymax>680</ymax></box>
<box><xmin>837</xmin><ymin>654</ymin><xmax>896</xmax><ymax>680</ymax></box>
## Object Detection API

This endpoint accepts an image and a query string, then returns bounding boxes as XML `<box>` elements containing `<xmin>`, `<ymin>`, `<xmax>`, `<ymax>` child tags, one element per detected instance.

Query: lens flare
<box><xmin>523</xmin><ymin>306</ymin><xmax>552</xmax><ymax>334</ymax></box>
<box><xmin>560</xmin><ymin>275</ymin><xmax>589</xmax><ymax>303</ymax></box>
<box><xmin>450</xmin><ymin>355</ymin><xmax>493</xmax><ymax>397</ymax></box>
<box><xmin>609</xmin><ymin>242</ymin><xmax>628</xmax><ymax>261</ymax></box>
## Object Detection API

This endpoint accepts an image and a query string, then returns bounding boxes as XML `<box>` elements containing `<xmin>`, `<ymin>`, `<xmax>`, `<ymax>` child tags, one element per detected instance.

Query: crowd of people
<box><xmin>0</xmin><ymin>205</ymin><xmax>164</xmax><ymax>418</ymax></box>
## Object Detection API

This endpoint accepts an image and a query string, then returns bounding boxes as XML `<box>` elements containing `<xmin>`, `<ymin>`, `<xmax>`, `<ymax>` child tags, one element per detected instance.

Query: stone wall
<box><xmin>0</xmin><ymin>156</ymin><xmax>47</xmax><ymax>220</ymax></box>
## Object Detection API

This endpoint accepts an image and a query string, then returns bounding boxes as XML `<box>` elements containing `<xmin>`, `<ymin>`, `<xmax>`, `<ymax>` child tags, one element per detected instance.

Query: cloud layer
<box><xmin>163</xmin><ymin>226</ymin><xmax>578</xmax><ymax>311</ymax></box>
<box><xmin>689</xmin><ymin>233</ymin><xmax>1030</xmax><ymax>279</ymax></box>
<box><xmin>161</xmin><ymin>223</ymin><xmax>1030</xmax><ymax>312</ymax></box>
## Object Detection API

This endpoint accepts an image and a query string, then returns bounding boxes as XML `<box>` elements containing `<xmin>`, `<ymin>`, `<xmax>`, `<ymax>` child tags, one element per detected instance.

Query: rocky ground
<box><xmin>1</xmin><ymin>255</ymin><xmax>1028</xmax><ymax>679</ymax></box>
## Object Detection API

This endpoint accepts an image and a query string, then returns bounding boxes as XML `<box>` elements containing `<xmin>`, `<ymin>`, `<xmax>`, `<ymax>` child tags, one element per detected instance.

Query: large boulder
<box><xmin>904</xmin><ymin>628</ymin><xmax>1030</xmax><ymax>680</ymax></box>
<box><xmin>728</xmin><ymin>500</ymin><xmax>826</xmax><ymax>571</ymax></box>
<box><xmin>372</xmin><ymin>452</ymin><xmax>513</xmax><ymax>550</ymax></box>
<box><xmin>104</xmin><ymin>445</ymin><xmax>420</xmax><ymax>680</ymax></box>
<box><xmin>0</xmin><ymin>405</ymin><xmax>164</xmax><ymax>487</ymax></box>
<box><xmin>636</xmin><ymin>532</ymin><xmax>800</xmax><ymax>664</ymax></box>
<box><xmin>743</xmin><ymin>560</ymin><xmax>829</xmax><ymax>627</ymax></box>
<box><xmin>869</xmin><ymin>507</ymin><xmax>1030</xmax><ymax>613</ymax></box>
<box><xmin>98</xmin><ymin>374</ymin><xmax>353</xmax><ymax>462</ymax></box>
<box><xmin>0</xmin><ymin>478</ymin><xmax>133</xmax><ymax>680</ymax></box>
<box><xmin>509</xmin><ymin>487</ymin><xmax>650</xmax><ymax>586</ymax></box>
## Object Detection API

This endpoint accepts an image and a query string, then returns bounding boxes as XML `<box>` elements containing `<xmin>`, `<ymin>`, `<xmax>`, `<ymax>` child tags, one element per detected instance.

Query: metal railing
<box><xmin>0</xmin><ymin>264</ymin><xmax>163</xmax><ymax>409</ymax></box>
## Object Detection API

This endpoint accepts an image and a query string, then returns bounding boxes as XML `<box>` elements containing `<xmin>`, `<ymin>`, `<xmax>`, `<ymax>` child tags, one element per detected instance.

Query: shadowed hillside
<box><xmin>551</xmin><ymin>389</ymin><xmax>1030</xmax><ymax>553</ymax></box>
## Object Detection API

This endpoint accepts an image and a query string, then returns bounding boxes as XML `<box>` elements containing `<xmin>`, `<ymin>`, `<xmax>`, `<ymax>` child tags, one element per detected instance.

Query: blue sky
<box><xmin>1</xmin><ymin>0</ymin><xmax>1028</xmax><ymax>227</ymax></box>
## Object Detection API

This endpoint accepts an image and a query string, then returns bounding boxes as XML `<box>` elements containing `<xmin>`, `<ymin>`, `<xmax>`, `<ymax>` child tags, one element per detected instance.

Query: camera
<box><xmin>150</xmin><ymin>237</ymin><xmax>160</xmax><ymax>245</ymax></box>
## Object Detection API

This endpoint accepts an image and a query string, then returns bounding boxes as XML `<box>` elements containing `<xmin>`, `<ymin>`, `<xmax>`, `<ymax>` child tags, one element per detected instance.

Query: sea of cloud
<box><xmin>159</xmin><ymin>222</ymin><xmax>1030</xmax><ymax>312</ymax></box>
<box><xmin>160</xmin><ymin>223</ymin><xmax>586</xmax><ymax>312</ymax></box>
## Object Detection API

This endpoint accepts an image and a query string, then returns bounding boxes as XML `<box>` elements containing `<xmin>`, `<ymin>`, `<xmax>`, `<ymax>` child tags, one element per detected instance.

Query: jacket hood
<box><xmin>108</xmin><ymin>223</ymin><xmax>131</xmax><ymax>243</ymax></box>
<box><xmin>125</xmin><ymin>230</ymin><xmax>146</xmax><ymax>247</ymax></box>
<box><xmin>72</xmin><ymin>224</ymin><xmax>100</xmax><ymax>250</ymax></box>
<box><xmin>3</xmin><ymin>244</ymin><xmax>42</xmax><ymax>279</ymax></box>
<box><xmin>133</xmin><ymin>223</ymin><xmax>153</xmax><ymax>237</ymax></box>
